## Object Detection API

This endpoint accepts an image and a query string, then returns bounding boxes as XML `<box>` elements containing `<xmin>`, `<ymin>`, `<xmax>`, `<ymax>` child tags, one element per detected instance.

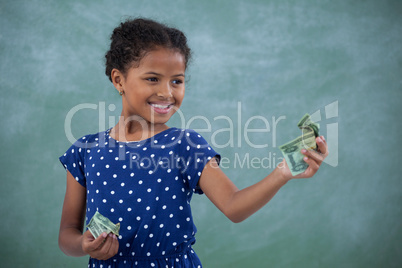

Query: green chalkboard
<box><xmin>1</xmin><ymin>0</ymin><xmax>401</xmax><ymax>267</ymax></box>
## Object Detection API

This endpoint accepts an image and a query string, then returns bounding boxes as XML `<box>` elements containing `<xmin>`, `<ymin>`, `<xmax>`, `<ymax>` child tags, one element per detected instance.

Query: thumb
<box><xmin>84</xmin><ymin>231</ymin><xmax>108</xmax><ymax>251</ymax></box>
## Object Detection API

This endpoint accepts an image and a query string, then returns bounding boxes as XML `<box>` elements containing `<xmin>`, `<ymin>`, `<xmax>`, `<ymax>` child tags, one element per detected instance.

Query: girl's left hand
<box><xmin>82</xmin><ymin>230</ymin><xmax>119</xmax><ymax>260</ymax></box>
<box><xmin>279</xmin><ymin>135</ymin><xmax>329</xmax><ymax>180</ymax></box>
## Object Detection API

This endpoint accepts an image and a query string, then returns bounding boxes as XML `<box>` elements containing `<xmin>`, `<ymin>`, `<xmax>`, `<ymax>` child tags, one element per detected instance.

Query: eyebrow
<box><xmin>144</xmin><ymin>72</ymin><xmax>185</xmax><ymax>77</ymax></box>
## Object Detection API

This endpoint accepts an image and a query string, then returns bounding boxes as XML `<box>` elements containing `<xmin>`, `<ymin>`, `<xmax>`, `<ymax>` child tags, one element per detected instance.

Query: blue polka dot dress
<box><xmin>59</xmin><ymin>128</ymin><xmax>220</xmax><ymax>268</ymax></box>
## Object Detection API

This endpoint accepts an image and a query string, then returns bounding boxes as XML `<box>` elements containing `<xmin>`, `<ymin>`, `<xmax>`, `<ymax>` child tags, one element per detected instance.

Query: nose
<box><xmin>156</xmin><ymin>82</ymin><xmax>173</xmax><ymax>98</ymax></box>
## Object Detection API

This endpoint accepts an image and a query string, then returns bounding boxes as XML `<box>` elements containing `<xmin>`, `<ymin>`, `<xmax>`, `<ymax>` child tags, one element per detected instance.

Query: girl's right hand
<box><xmin>81</xmin><ymin>230</ymin><xmax>119</xmax><ymax>260</ymax></box>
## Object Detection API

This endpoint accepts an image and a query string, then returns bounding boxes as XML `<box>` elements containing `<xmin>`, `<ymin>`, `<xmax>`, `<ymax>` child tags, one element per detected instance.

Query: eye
<box><xmin>172</xmin><ymin>79</ymin><xmax>183</xmax><ymax>85</ymax></box>
<box><xmin>146</xmin><ymin>77</ymin><xmax>158</xmax><ymax>82</ymax></box>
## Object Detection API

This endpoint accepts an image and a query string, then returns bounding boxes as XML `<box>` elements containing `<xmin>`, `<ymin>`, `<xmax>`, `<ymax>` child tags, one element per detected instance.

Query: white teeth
<box><xmin>151</xmin><ymin>104</ymin><xmax>170</xmax><ymax>109</ymax></box>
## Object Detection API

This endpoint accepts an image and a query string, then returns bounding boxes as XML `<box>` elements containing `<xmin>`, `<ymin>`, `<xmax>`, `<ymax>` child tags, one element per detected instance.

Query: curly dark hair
<box><xmin>105</xmin><ymin>18</ymin><xmax>192</xmax><ymax>82</ymax></box>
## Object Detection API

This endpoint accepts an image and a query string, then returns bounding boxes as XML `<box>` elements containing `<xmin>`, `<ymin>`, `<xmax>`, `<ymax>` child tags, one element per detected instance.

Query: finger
<box><xmin>316</xmin><ymin>136</ymin><xmax>328</xmax><ymax>155</ymax></box>
<box><xmin>109</xmin><ymin>235</ymin><xmax>119</xmax><ymax>257</ymax></box>
<box><xmin>97</xmin><ymin>234</ymin><xmax>114</xmax><ymax>260</ymax></box>
<box><xmin>303</xmin><ymin>156</ymin><xmax>320</xmax><ymax>173</ymax></box>
<box><xmin>101</xmin><ymin>234</ymin><xmax>119</xmax><ymax>260</ymax></box>
<box><xmin>292</xmin><ymin>156</ymin><xmax>319</xmax><ymax>179</ymax></box>
<box><xmin>88</xmin><ymin>232</ymin><xmax>108</xmax><ymax>252</ymax></box>
<box><xmin>82</xmin><ymin>229</ymin><xmax>95</xmax><ymax>241</ymax></box>
<box><xmin>303</xmin><ymin>149</ymin><xmax>325</xmax><ymax>164</ymax></box>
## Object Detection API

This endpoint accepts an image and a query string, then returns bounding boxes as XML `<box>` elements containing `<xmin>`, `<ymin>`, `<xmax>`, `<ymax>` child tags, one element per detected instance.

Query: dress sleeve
<box><xmin>180</xmin><ymin>130</ymin><xmax>220</xmax><ymax>194</ymax></box>
<box><xmin>59</xmin><ymin>137</ymin><xmax>88</xmax><ymax>188</ymax></box>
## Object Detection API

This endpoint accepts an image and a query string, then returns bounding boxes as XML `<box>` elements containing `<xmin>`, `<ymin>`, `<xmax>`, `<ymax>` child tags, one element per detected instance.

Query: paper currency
<box><xmin>86</xmin><ymin>211</ymin><xmax>120</xmax><ymax>238</ymax></box>
<box><xmin>279</xmin><ymin>114</ymin><xmax>320</xmax><ymax>176</ymax></box>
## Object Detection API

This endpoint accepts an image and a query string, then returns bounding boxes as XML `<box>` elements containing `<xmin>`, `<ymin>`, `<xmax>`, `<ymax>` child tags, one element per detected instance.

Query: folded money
<box><xmin>86</xmin><ymin>211</ymin><xmax>120</xmax><ymax>238</ymax></box>
<box><xmin>279</xmin><ymin>114</ymin><xmax>320</xmax><ymax>176</ymax></box>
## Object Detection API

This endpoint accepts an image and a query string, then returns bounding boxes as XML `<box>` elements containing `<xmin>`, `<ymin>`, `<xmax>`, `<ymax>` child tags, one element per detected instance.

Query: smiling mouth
<box><xmin>150</xmin><ymin>103</ymin><xmax>172</xmax><ymax>109</ymax></box>
<box><xmin>149</xmin><ymin>103</ymin><xmax>174</xmax><ymax>114</ymax></box>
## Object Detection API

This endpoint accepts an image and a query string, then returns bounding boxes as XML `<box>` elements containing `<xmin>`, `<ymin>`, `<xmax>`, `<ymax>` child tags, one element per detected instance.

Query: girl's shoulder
<box><xmin>168</xmin><ymin>128</ymin><xmax>213</xmax><ymax>150</ymax></box>
<box><xmin>71</xmin><ymin>129</ymin><xmax>109</xmax><ymax>149</ymax></box>
<box><xmin>149</xmin><ymin>128</ymin><xmax>210</xmax><ymax>149</ymax></box>
<box><xmin>167</xmin><ymin>128</ymin><xmax>207</xmax><ymax>141</ymax></box>
<box><xmin>170</xmin><ymin>127</ymin><xmax>203</xmax><ymax>136</ymax></box>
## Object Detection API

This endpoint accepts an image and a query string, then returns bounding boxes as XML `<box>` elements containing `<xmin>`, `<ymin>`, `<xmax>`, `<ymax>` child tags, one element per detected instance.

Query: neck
<box><xmin>110</xmin><ymin>115</ymin><xmax>169</xmax><ymax>142</ymax></box>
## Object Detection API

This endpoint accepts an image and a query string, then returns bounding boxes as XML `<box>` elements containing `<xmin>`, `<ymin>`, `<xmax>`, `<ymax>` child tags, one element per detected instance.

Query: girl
<box><xmin>59</xmin><ymin>18</ymin><xmax>328</xmax><ymax>268</ymax></box>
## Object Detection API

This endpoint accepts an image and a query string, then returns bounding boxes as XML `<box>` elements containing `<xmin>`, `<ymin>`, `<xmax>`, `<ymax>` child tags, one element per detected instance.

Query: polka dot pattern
<box><xmin>60</xmin><ymin>128</ymin><xmax>219</xmax><ymax>267</ymax></box>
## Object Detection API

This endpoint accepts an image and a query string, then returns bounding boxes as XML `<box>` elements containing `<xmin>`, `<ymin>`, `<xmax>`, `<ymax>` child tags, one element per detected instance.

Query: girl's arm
<box><xmin>199</xmin><ymin>136</ymin><xmax>328</xmax><ymax>223</ymax></box>
<box><xmin>59</xmin><ymin>171</ymin><xmax>119</xmax><ymax>259</ymax></box>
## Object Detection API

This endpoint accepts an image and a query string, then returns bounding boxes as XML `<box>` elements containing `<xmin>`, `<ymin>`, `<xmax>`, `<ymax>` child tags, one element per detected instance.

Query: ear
<box><xmin>111</xmin><ymin>69</ymin><xmax>125</xmax><ymax>93</ymax></box>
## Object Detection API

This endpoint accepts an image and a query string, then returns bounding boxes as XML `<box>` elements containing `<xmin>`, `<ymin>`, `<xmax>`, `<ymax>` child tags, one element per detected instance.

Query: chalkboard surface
<box><xmin>1</xmin><ymin>0</ymin><xmax>401</xmax><ymax>267</ymax></box>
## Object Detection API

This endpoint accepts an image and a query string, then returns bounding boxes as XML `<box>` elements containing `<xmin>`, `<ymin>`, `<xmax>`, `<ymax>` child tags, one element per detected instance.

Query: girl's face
<box><xmin>114</xmin><ymin>47</ymin><xmax>186</xmax><ymax>128</ymax></box>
